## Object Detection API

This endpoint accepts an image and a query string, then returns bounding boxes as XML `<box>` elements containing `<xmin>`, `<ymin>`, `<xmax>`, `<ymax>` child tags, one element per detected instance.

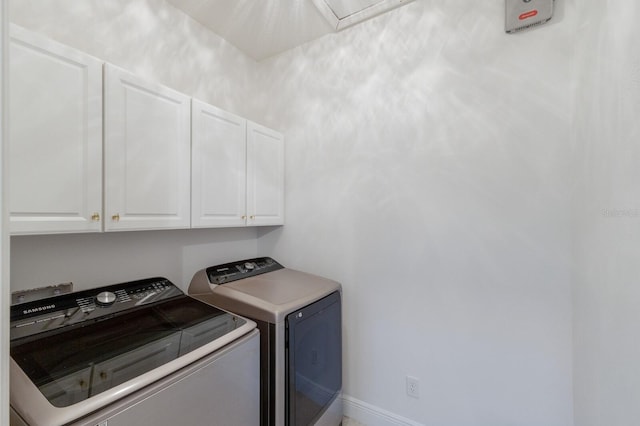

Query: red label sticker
<box><xmin>519</xmin><ymin>10</ymin><xmax>538</xmax><ymax>20</ymax></box>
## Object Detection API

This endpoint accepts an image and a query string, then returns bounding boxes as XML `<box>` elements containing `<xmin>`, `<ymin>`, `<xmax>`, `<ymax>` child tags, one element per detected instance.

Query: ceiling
<box><xmin>165</xmin><ymin>0</ymin><xmax>335</xmax><ymax>61</ymax></box>
<box><xmin>165</xmin><ymin>0</ymin><xmax>413</xmax><ymax>61</ymax></box>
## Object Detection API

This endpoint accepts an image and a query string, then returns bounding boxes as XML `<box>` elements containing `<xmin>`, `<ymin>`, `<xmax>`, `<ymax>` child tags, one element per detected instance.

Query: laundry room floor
<box><xmin>343</xmin><ymin>417</ymin><xmax>365</xmax><ymax>426</ymax></box>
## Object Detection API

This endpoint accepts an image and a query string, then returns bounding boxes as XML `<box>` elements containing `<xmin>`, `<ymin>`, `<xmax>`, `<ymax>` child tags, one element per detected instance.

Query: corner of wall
<box><xmin>1</xmin><ymin>0</ymin><xmax>11</xmax><ymax>423</ymax></box>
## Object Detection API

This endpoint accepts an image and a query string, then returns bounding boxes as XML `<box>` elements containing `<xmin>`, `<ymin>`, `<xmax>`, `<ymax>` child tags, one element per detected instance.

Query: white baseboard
<box><xmin>342</xmin><ymin>394</ymin><xmax>424</xmax><ymax>426</ymax></box>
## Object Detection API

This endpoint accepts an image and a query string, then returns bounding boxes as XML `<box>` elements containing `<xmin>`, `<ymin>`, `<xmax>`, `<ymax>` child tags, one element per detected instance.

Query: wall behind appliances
<box><xmin>11</xmin><ymin>229</ymin><xmax>258</xmax><ymax>292</ymax></box>
<box><xmin>572</xmin><ymin>0</ymin><xmax>640</xmax><ymax>425</ymax></box>
<box><xmin>255</xmin><ymin>0</ymin><xmax>576</xmax><ymax>425</ymax></box>
<box><xmin>8</xmin><ymin>0</ymin><xmax>263</xmax><ymax>293</ymax></box>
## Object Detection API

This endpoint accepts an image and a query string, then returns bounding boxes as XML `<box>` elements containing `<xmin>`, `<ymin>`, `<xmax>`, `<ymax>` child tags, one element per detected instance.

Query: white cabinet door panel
<box><xmin>9</xmin><ymin>25</ymin><xmax>102</xmax><ymax>234</ymax></box>
<box><xmin>104</xmin><ymin>64</ymin><xmax>191</xmax><ymax>231</ymax></box>
<box><xmin>191</xmin><ymin>100</ymin><xmax>246</xmax><ymax>228</ymax></box>
<box><xmin>247</xmin><ymin>122</ymin><xmax>284</xmax><ymax>226</ymax></box>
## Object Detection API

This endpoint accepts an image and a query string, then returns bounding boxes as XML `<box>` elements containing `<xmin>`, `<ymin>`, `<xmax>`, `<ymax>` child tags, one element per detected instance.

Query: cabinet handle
<box><xmin>112</xmin><ymin>213</ymin><xmax>120</xmax><ymax>222</ymax></box>
<box><xmin>241</xmin><ymin>215</ymin><xmax>247</xmax><ymax>220</ymax></box>
<box><xmin>249</xmin><ymin>215</ymin><xmax>255</xmax><ymax>220</ymax></box>
<box><xmin>91</xmin><ymin>213</ymin><xmax>100</xmax><ymax>222</ymax></box>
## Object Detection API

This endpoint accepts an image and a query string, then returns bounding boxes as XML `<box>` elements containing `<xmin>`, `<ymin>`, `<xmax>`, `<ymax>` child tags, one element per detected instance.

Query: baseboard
<box><xmin>342</xmin><ymin>394</ymin><xmax>423</xmax><ymax>426</ymax></box>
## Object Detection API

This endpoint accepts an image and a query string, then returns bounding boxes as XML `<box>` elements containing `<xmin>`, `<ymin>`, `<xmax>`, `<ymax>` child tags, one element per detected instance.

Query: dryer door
<box><xmin>285</xmin><ymin>291</ymin><xmax>342</xmax><ymax>426</ymax></box>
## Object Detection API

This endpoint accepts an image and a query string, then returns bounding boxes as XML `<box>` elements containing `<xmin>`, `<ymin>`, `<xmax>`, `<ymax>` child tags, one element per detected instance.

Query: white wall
<box><xmin>9</xmin><ymin>0</ymin><xmax>259</xmax><ymax>120</ymax></box>
<box><xmin>1</xmin><ymin>0</ymin><xmax>10</xmax><ymax>423</ymax></box>
<box><xmin>256</xmin><ymin>1</ymin><xmax>576</xmax><ymax>425</ymax></box>
<box><xmin>572</xmin><ymin>1</ymin><xmax>640</xmax><ymax>425</ymax></box>
<box><xmin>11</xmin><ymin>228</ymin><xmax>259</xmax><ymax>293</ymax></box>
<box><xmin>8</xmin><ymin>0</ymin><xmax>263</xmax><ymax>293</ymax></box>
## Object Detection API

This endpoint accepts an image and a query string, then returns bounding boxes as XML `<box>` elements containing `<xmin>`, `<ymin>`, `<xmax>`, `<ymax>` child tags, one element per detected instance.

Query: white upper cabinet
<box><xmin>104</xmin><ymin>64</ymin><xmax>191</xmax><ymax>231</ymax></box>
<box><xmin>9</xmin><ymin>25</ymin><xmax>103</xmax><ymax>235</ymax></box>
<box><xmin>192</xmin><ymin>101</ymin><xmax>285</xmax><ymax>228</ymax></box>
<box><xmin>247</xmin><ymin>122</ymin><xmax>284</xmax><ymax>226</ymax></box>
<box><xmin>9</xmin><ymin>27</ymin><xmax>282</xmax><ymax>235</ymax></box>
<box><xmin>191</xmin><ymin>100</ymin><xmax>247</xmax><ymax>228</ymax></box>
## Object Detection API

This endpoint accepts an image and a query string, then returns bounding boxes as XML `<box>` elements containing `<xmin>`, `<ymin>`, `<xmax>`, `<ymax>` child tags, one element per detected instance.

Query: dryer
<box><xmin>189</xmin><ymin>257</ymin><xmax>342</xmax><ymax>426</ymax></box>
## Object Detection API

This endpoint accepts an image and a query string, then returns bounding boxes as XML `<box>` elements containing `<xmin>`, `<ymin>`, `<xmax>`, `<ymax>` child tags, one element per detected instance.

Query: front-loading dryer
<box><xmin>188</xmin><ymin>257</ymin><xmax>342</xmax><ymax>426</ymax></box>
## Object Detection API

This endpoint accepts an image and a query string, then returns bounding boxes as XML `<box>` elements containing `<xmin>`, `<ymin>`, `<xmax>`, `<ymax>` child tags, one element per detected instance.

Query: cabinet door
<box><xmin>104</xmin><ymin>64</ymin><xmax>191</xmax><ymax>231</ymax></box>
<box><xmin>191</xmin><ymin>100</ymin><xmax>246</xmax><ymax>228</ymax></box>
<box><xmin>9</xmin><ymin>25</ymin><xmax>103</xmax><ymax>234</ymax></box>
<box><xmin>247</xmin><ymin>122</ymin><xmax>284</xmax><ymax>226</ymax></box>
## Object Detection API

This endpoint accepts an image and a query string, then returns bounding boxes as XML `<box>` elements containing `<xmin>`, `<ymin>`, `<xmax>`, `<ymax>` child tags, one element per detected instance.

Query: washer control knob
<box><xmin>96</xmin><ymin>291</ymin><xmax>117</xmax><ymax>306</ymax></box>
<box><xmin>244</xmin><ymin>262</ymin><xmax>255</xmax><ymax>271</ymax></box>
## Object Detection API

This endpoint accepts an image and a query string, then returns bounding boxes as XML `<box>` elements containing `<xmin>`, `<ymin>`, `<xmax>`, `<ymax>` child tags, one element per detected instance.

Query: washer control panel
<box><xmin>206</xmin><ymin>257</ymin><xmax>283</xmax><ymax>285</ymax></box>
<box><xmin>10</xmin><ymin>277</ymin><xmax>183</xmax><ymax>340</ymax></box>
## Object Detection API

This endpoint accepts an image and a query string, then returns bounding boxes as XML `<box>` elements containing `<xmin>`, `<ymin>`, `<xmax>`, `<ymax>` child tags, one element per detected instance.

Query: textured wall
<box><xmin>256</xmin><ymin>1</ymin><xmax>576</xmax><ymax>424</ymax></box>
<box><xmin>572</xmin><ymin>1</ymin><xmax>640</xmax><ymax>425</ymax></box>
<box><xmin>9</xmin><ymin>0</ymin><xmax>258</xmax><ymax>119</ymax></box>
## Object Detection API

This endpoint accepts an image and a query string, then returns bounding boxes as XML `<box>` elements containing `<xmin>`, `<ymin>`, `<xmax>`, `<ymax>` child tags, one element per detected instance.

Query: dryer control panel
<box><xmin>205</xmin><ymin>257</ymin><xmax>283</xmax><ymax>285</ymax></box>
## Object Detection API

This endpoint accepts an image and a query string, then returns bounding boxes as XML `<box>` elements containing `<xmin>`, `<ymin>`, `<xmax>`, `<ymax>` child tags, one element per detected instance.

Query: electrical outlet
<box><xmin>406</xmin><ymin>376</ymin><xmax>420</xmax><ymax>398</ymax></box>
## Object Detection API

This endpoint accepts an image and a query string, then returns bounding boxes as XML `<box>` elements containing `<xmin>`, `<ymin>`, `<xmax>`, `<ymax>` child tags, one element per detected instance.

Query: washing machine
<box><xmin>10</xmin><ymin>277</ymin><xmax>259</xmax><ymax>426</ymax></box>
<box><xmin>189</xmin><ymin>257</ymin><xmax>342</xmax><ymax>426</ymax></box>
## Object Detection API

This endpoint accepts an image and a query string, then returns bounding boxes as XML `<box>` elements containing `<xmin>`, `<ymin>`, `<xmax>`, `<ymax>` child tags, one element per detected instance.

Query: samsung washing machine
<box><xmin>10</xmin><ymin>277</ymin><xmax>259</xmax><ymax>426</ymax></box>
<box><xmin>189</xmin><ymin>257</ymin><xmax>342</xmax><ymax>426</ymax></box>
